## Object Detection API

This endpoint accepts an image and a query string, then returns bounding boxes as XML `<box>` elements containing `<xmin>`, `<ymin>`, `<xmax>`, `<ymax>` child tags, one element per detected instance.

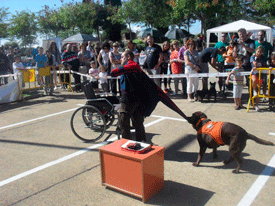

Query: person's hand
<box><xmin>269</xmin><ymin>67</ymin><xmax>273</xmax><ymax>70</ymax></box>
<box><xmin>251</xmin><ymin>67</ymin><xmax>256</xmax><ymax>72</ymax></box>
<box><xmin>226</xmin><ymin>80</ymin><xmax>229</xmax><ymax>85</ymax></box>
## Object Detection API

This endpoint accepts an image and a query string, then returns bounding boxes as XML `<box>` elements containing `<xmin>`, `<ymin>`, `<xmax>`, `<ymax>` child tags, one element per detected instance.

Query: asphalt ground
<box><xmin>0</xmin><ymin>74</ymin><xmax>275</xmax><ymax>206</ymax></box>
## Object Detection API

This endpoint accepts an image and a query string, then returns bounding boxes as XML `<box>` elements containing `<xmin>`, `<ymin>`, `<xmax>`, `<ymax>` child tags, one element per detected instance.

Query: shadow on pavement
<box><xmin>201</xmin><ymin>158</ymin><xmax>275</xmax><ymax>176</ymax></box>
<box><xmin>0</xmin><ymin>139</ymin><xmax>101</xmax><ymax>152</ymax></box>
<box><xmin>163</xmin><ymin>134</ymin><xmax>272</xmax><ymax>175</ymax></box>
<box><xmin>0</xmin><ymin>91</ymin><xmax>86</xmax><ymax>113</ymax></box>
<box><xmin>147</xmin><ymin>180</ymin><xmax>215</xmax><ymax>206</ymax></box>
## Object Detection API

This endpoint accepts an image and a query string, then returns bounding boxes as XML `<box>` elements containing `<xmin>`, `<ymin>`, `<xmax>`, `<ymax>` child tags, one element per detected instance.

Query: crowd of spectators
<box><xmin>1</xmin><ymin>29</ymin><xmax>275</xmax><ymax>111</ymax></box>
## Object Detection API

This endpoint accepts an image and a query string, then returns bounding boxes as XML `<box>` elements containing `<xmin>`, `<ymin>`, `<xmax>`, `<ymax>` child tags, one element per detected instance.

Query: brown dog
<box><xmin>187</xmin><ymin>111</ymin><xmax>274</xmax><ymax>173</ymax></box>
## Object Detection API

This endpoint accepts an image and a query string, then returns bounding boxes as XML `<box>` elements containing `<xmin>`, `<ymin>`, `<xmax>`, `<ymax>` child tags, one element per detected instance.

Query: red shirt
<box><xmin>170</xmin><ymin>50</ymin><xmax>182</xmax><ymax>74</ymax></box>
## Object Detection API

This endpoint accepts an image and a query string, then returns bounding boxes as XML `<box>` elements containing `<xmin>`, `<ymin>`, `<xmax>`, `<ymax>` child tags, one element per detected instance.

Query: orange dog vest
<box><xmin>197</xmin><ymin>121</ymin><xmax>225</xmax><ymax>145</ymax></box>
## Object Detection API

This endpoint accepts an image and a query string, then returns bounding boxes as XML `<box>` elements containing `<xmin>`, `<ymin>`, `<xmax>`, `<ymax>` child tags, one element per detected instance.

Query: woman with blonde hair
<box><xmin>184</xmin><ymin>39</ymin><xmax>201</xmax><ymax>101</ymax></box>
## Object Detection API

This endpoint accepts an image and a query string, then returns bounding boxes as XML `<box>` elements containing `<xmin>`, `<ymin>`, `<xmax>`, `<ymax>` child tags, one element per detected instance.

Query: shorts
<box><xmin>252</xmin><ymin>74</ymin><xmax>266</xmax><ymax>86</ymax></box>
<box><xmin>233</xmin><ymin>84</ymin><xmax>243</xmax><ymax>98</ymax></box>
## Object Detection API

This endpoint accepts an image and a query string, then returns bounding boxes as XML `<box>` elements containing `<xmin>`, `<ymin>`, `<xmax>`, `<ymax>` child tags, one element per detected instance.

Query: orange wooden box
<box><xmin>100</xmin><ymin>138</ymin><xmax>165</xmax><ymax>202</ymax></box>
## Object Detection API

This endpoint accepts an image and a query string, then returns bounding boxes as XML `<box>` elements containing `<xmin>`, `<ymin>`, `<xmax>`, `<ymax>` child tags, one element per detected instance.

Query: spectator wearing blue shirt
<box><xmin>35</xmin><ymin>47</ymin><xmax>47</xmax><ymax>87</ymax></box>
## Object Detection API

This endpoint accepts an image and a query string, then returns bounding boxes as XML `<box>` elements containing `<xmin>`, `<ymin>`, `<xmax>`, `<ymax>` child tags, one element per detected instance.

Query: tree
<box><xmin>0</xmin><ymin>7</ymin><xmax>9</xmax><ymax>38</ymax></box>
<box><xmin>8</xmin><ymin>10</ymin><xmax>38</xmax><ymax>47</ymax></box>
<box><xmin>37</xmin><ymin>6</ymin><xmax>66</xmax><ymax>37</ymax></box>
<box><xmin>110</xmin><ymin>0</ymin><xmax>138</xmax><ymax>40</ymax></box>
<box><xmin>168</xmin><ymin>0</ymin><xmax>196</xmax><ymax>32</ymax></box>
<box><xmin>130</xmin><ymin>0</ymin><xmax>172</xmax><ymax>28</ymax></box>
<box><xmin>253</xmin><ymin>0</ymin><xmax>275</xmax><ymax>26</ymax></box>
<box><xmin>170</xmin><ymin>0</ymin><xmax>245</xmax><ymax>34</ymax></box>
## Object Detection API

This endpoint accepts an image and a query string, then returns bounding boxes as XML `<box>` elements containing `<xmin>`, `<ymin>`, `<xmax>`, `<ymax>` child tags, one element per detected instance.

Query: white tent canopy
<box><xmin>206</xmin><ymin>20</ymin><xmax>273</xmax><ymax>47</ymax></box>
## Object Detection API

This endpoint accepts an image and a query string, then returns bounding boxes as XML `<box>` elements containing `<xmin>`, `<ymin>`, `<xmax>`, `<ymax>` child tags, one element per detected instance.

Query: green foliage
<box><xmin>3</xmin><ymin>41</ymin><xmax>19</xmax><ymax>49</ymax></box>
<box><xmin>2</xmin><ymin>0</ymin><xmax>275</xmax><ymax>47</ymax></box>
<box><xmin>253</xmin><ymin>0</ymin><xmax>275</xmax><ymax>26</ymax></box>
<box><xmin>37</xmin><ymin>6</ymin><xmax>66</xmax><ymax>37</ymax></box>
<box><xmin>8</xmin><ymin>10</ymin><xmax>38</xmax><ymax>47</ymax></box>
<box><xmin>133</xmin><ymin>38</ymin><xmax>146</xmax><ymax>50</ymax></box>
<box><xmin>0</xmin><ymin>7</ymin><xmax>9</xmax><ymax>38</ymax></box>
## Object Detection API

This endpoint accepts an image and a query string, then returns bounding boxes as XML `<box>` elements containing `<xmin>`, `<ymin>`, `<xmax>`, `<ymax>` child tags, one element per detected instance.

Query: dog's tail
<box><xmin>247</xmin><ymin>133</ymin><xmax>274</xmax><ymax>146</ymax></box>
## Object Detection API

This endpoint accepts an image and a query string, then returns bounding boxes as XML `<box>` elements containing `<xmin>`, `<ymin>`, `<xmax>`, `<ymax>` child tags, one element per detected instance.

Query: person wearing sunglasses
<box><xmin>184</xmin><ymin>39</ymin><xmax>201</xmax><ymax>101</ymax></box>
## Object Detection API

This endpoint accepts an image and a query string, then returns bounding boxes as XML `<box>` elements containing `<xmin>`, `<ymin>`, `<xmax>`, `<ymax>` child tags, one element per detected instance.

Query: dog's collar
<box><xmin>196</xmin><ymin>117</ymin><xmax>206</xmax><ymax>128</ymax></box>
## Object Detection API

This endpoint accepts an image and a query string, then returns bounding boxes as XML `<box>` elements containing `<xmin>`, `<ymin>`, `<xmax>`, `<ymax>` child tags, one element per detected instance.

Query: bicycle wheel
<box><xmin>70</xmin><ymin>105</ymin><xmax>106</xmax><ymax>142</ymax></box>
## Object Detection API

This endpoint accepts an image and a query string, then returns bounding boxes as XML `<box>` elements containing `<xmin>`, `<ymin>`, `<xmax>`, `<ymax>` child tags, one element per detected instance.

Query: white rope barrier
<box><xmin>2</xmin><ymin>68</ymin><xmax>274</xmax><ymax>81</ymax></box>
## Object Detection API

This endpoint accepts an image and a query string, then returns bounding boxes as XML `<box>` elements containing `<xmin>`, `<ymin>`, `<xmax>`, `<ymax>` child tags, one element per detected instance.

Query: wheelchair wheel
<box><xmin>105</xmin><ymin>113</ymin><xmax>115</xmax><ymax>129</ymax></box>
<box><xmin>70</xmin><ymin>105</ymin><xmax>106</xmax><ymax>142</ymax></box>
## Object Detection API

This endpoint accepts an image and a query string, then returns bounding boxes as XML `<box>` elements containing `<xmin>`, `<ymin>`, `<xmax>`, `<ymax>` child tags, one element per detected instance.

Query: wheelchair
<box><xmin>70</xmin><ymin>81</ymin><xmax>121</xmax><ymax>142</ymax></box>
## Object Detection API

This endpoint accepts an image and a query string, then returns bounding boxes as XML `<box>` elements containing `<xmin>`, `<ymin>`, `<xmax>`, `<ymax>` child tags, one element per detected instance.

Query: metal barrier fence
<box><xmin>21</xmin><ymin>65</ymin><xmax>73</xmax><ymax>92</ymax></box>
<box><xmin>247</xmin><ymin>67</ymin><xmax>275</xmax><ymax>112</ymax></box>
<box><xmin>1</xmin><ymin>67</ymin><xmax>275</xmax><ymax>105</ymax></box>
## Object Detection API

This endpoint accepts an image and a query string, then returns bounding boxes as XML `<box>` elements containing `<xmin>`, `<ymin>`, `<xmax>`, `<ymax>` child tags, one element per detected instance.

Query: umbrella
<box><xmin>62</xmin><ymin>33</ymin><xmax>98</xmax><ymax>44</ymax></box>
<box><xmin>137</xmin><ymin>28</ymin><xmax>163</xmax><ymax>38</ymax></box>
<box><xmin>165</xmin><ymin>28</ymin><xmax>186</xmax><ymax>40</ymax></box>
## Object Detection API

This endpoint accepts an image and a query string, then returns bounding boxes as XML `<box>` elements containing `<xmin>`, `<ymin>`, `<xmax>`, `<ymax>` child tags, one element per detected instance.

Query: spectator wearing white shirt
<box><xmin>98</xmin><ymin>65</ymin><xmax>108</xmax><ymax>94</ymax></box>
<box><xmin>12</xmin><ymin>55</ymin><xmax>26</xmax><ymax>89</ymax></box>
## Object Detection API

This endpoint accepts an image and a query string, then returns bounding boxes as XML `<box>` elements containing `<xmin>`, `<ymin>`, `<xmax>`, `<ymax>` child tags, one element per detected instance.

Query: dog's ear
<box><xmin>198</xmin><ymin>112</ymin><xmax>207</xmax><ymax>119</ymax></box>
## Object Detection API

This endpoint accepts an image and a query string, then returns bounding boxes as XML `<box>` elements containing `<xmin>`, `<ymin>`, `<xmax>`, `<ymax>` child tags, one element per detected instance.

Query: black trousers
<box><xmin>110</xmin><ymin>78</ymin><xmax>120</xmax><ymax>95</ymax></box>
<box><xmin>119</xmin><ymin>102</ymin><xmax>146</xmax><ymax>142</ymax></box>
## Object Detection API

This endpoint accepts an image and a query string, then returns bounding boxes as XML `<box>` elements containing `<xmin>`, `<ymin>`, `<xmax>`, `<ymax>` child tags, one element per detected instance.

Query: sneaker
<box><xmin>188</xmin><ymin>98</ymin><xmax>193</xmax><ymax>102</ymax></box>
<box><xmin>168</xmin><ymin>88</ymin><xmax>173</xmax><ymax>92</ymax></box>
<box><xmin>235</xmin><ymin>105</ymin><xmax>240</xmax><ymax>110</ymax></box>
<box><xmin>171</xmin><ymin>92</ymin><xmax>177</xmax><ymax>96</ymax></box>
<box><xmin>164</xmin><ymin>89</ymin><xmax>169</xmax><ymax>94</ymax></box>
<box><xmin>54</xmin><ymin>86</ymin><xmax>58</xmax><ymax>90</ymax></box>
<box><xmin>255</xmin><ymin>106</ymin><xmax>261</xmax><ymax>112</ymax></box>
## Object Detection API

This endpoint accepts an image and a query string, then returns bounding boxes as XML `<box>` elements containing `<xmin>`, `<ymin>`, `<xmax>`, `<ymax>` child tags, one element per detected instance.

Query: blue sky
<box><xmin>1</xmin><ymin>0</ymin><xmax>201</xmax><ymax>46</ymax></box>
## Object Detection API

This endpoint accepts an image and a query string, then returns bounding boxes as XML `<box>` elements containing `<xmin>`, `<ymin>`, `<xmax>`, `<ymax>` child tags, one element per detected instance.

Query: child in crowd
<box><xmin>98</xmin><ymin>65</ymin><xmax>108</xmax><ymax>94</ymax></box>
<box><xmin>12</xmin><ymin>55</ymin><xmax>26</xmax><ymax>89</ymax></box>
<box><xmin>250</xmin><ymin>46</ymin><xmax>266</xmax><ymax>112</ymax></box>
<box><xmin>226</xmin><ymin>57</ymin><xmax>244</xmax><ymax>110</ymax></box>
<box><xmin>35</xmin><ymin>47</ymin><xmax>47</xmax><ymax>86</ymax></box>
<box><xmin>89</xmin><ymin>61</ymin><xmax>99</xmax><ymax>93</ymax></box>
<box><xmin>269</xmin><ymin>52</ymin><xmax>275</xmax><ymax>111</ymax></box>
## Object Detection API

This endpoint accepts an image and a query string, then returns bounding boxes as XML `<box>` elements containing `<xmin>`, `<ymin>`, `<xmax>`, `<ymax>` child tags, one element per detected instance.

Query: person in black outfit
<box><xmin>61</xmin><ymin>44</ymin><xmax>81</xmax><ymax>91</ymax></box>
<box><xmin>111</xmin><ymin>50</ymin><xmax>146</xmax><ymax>142</ymax></box>
<box><xmin>233</xmin><ymin>28</ymin><xmax>255</xmax><ymax>86</ymax></box>
<box><xmin>144</xmin><ymin>34</ymin><xmax>163</xmax><ymax>87</ymax></box>
<box><xmin>0</xmin><ymin>49</ymin><xmax>11</xmax><ymax>85</ymax></box>
<box><xmin>199</xmin><ymin>47</ymin><xmax>226</xmax><ymax>91</ymax></box>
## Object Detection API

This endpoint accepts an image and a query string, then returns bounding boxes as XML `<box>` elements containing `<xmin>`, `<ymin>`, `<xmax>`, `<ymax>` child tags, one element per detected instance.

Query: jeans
<box><xmin>146</xmin><ymin>67</ymin><xmax>161</xmax><ymax>87</ymax></box>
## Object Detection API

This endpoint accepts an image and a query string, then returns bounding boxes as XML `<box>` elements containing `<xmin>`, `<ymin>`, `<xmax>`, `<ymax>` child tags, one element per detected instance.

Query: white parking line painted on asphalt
<box><xmin>0</xmin><ymin>117</ymin><xmax>166</xmax><ymax>187</ymax></box>
<box><xmin>0</xmin><ymin>141</ymin><xmax>109</xmax><ymax>187</ymax></box>
<box><xmin>237</xmin><ymin>154</ymin><xmax>275</xmax><ymax>206</ymax></box>
<box><xmin>0</xmin><ymin>107</ymin><xmax>79</xmax><ymax>131</ymax></box>
<box><xmin>269</xmin><ymin>132</ymin><xmax>275</xmax><ymax>136</ymax></box>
